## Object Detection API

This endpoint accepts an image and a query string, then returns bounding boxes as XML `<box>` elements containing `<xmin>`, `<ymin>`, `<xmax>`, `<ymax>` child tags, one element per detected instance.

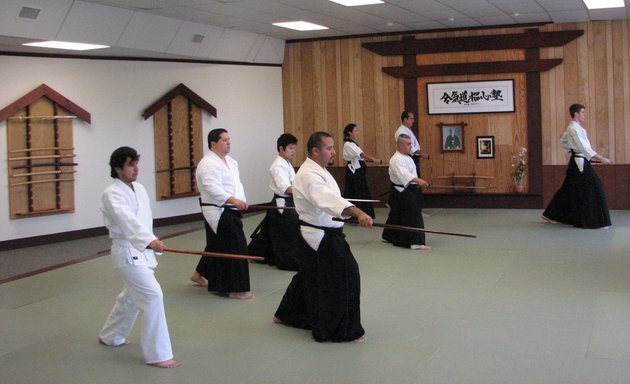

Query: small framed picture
<box><xmin>438</xmin><ymin>122</ymin><xmax>466</xmax><ymax>153</ymax></box>
<box><xmin>476</xmin><ymin>136</ymin><xmax>495</xmax><ymax>159</ymax></box>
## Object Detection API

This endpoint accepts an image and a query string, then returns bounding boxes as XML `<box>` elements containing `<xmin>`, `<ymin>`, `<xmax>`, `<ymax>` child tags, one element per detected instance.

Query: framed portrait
<box><xmin>438</xmin><ymin>122</ymin><xmax>466</xmax><ymax>153</ymax></box>
<box><xmin>427</xmin><ymin>79</ymin><xmax>515</xmax><ymax>115</ymax></box>
<box><xmin>476</xmin><ymin>136</ymin><xmax>495</xmax><ymax>159</ymax></box>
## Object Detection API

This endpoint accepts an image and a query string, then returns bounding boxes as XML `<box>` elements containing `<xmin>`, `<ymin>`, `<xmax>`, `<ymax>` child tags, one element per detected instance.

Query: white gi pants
<box><xmin>99</xmin><ymin>265</ymin><xmax>173</xmax><ymax>364</ymax></box>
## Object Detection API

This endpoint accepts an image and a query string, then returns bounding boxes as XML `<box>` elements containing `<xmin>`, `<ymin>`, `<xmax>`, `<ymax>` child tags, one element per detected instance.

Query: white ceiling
<box><xmin>0</xmin><ymin>0</ymin><xmax>628</xmax><ymax>63</ymax></box>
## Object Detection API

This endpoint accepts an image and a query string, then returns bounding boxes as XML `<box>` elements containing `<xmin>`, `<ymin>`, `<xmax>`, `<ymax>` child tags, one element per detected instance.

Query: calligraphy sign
<box><xmin>427</xmin><ymin>80</ymin><xmax>514</xmax><ymax>115</ymax></box>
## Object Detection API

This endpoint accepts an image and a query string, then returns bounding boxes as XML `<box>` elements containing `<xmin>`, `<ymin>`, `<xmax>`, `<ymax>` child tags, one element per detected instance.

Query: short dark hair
<box><xmin>343</xmin><ymin>123</ymin><xmax>356</xmax><ymax>142</ymax></box>
<box><xmin>207</xmin><ymin>128</ymin><xmax>228</xmax><ymax>148</ymax></box>
<box><xmin>307</xmin><ymin>131</ymin><xmax>332</xmax><ymax>155</ymax></box>
<box><xmin>277</xmin><ymin>133</ymin><xmax>298</xmax><ymax>151</ymax></box>
<box><xmin>401</xmin><ymin>111</ymin><xmax>413</xmax><ymax>122</ymax></box>
<box><xmin>569</xmin><ymin>104</ymin><xmax>585</xmax><ymax>118</ymax></box>
<box><xmin>109</xmin><ymin>146</ymin><xmax>139</xmax><ymax>179</ymax></box>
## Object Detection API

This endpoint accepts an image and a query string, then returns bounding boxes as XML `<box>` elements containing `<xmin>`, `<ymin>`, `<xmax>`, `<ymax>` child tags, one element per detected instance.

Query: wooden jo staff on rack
<box><xmin>8</xmin><ymin>153</ymin><xmax>76</xmax><ymax>161</ymax></box>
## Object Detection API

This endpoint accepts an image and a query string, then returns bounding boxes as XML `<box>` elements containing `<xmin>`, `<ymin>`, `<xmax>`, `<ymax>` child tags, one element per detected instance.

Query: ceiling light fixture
<box><xmin>272</xmin><ymin>21</ymin><xmax>329</xmax><ymax>31</ymax></box>
<box><xmin>583</xmin><ymin>0</ymin><xmax>624</xmax><ymax>9</ymax></box>
<box><xmin>23</xmin><ymin>41</ymin><xmax>109</xmax><ymax>51</ymax></box>
<box><xmin>329</xmin><ymin>0</ymin><xmax>384</xmax><ymax>6</ymax></box>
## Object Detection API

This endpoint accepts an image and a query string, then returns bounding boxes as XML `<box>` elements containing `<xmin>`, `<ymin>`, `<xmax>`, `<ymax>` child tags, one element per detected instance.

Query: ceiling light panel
<box><xmin>583</xmin><ymin>0</ymin><xmax>624</xmax><ymax>9</ymax></box>
<box><xmin>272</xmin><ymin>21</ymin><xmax>329</xmax><ymax>31</ymax></box>
<box><xmin>23</xmin><ymin>40</ymin><xmax>109</xmax><ymax>50</ymax></box>
<box><xmin>329</xmin><ymin>0</ymin><xmax>384</xmax><ymax>6</ymax></box>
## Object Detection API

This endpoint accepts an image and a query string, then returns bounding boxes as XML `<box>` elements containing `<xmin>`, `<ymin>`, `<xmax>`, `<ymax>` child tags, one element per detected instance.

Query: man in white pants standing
<box><xmin>98</xmin><ymin>146</ymin><xmax>180</xmax><ymax>368</ymax></box>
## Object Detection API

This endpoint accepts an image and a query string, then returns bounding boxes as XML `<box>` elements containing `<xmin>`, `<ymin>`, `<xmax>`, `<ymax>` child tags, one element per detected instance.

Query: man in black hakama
<box><xmin>248</xmin><ymin>134</ymin><xmax>304</xmax><ymax>271</ymax></box>
<box><xmin>382</xmin><ymin>134</ymin><xmax>431</xmax><ymax>250</ymax></box>
<box><xmin>382</xmin><ymin>184</ymin><xmax>426</xmax><ymax>248</ymax></box>
<box><xmin>197</xmin><ymin>208</ymin><xmax>251</xmax><ymax>294</ymax></box>
<box><xmin>191</xmin><ymin>128</ymin><xmax>254</xmax><ymax>299</ymax></box>
<box><xmin>542</xmin><ymin>104</ymin><xmax>612</xmax><ymax>229</ymax></box>
<box><xmin>273</xmin><ymin>131</ymin><xmax>373</xmax><ymax>342</ymax></box>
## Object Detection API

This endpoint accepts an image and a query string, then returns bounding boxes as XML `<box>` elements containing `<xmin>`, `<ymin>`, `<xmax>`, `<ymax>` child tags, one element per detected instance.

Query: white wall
<box><xmin>0</xmin><ymin>56</ymin><xmax>283</xmax><ymax>242</ymax></box>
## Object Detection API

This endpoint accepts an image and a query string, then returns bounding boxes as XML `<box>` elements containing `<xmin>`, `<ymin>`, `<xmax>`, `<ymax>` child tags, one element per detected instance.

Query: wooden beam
<box><xmin>382</xmin><ymin>59</ymin><xmax>564</xmax><ymax>78</ymax></box>
<box><xmin>143</xmin><ymin>83</ymin><xmax>217</xmax><ymax>120</ymax></box>
<box><xmin>0</xmin><ymin>83</ymin><xmax>91</xmax><ymax>123</ymax></box>
<box><xmin>362</xmin><ymin>30</ymin><xmax>584</xmax><ymax>56</ymax></box>
<box><xmin>525</xmin><ymin>34</ymin><xmax>543</xmax><ymax>196</ymax></box>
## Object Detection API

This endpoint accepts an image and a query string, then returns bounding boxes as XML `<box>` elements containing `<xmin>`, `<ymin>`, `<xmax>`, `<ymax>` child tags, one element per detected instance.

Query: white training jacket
<box><xmin>101</xmin><ymin>178</ymin><xmax>158</xmax><ymax>269</ymax></box>
<box><xmin>293</xmin><ymin>157</ymin><xmax>353</xmax><ymax>250</ymax></box>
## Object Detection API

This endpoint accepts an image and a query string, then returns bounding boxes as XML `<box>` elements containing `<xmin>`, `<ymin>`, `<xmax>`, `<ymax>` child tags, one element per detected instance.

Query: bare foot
<box><xmin>272</xmin><ymin>316</ymin><xmax>283</xmax><ymax>324</ymax></box>
<box><xmin>410</xmin><ymin>244</ymin><xmax>431</xmax><ymax>250</ymax></box>
<box><xmin>228</xmin><ymin>292</ymin><xmax>255</xmax><ymax>300</ymax></box>
<box><xmin>422</xmin><ymin>212</ymin><xmax>430</xmax><ymax>217</ymax></box>
<box><xmin>190</xmin><ymin>271</ymin><xmax>207</xmax><ymax>287</ymax></box>
<box><xmin>148</xmin><ymin>359</ymin><xmax>181</xmax><ymax>368</ymax></box>
<box><xmin>353</xmin><ymin>336</ymin><xmax>367</xmax><ymax>343</ymax></box>
<box><xmin>541</xmin><ymin>215</ymin><xmax>558</xmax><ymax>224</ymax></box>
<box><xmin>98</xmin><ymin>337</ymin><xmax>129</xmax><ymax>347</ymax></box>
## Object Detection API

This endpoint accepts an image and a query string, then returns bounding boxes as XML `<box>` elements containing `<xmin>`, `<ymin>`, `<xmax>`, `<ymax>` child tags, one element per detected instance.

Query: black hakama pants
<box><xmin>248</xmin><ymin>195</ymin><xmax>304</xmax><ymax>271</ymax></box>
<box><xmin>382</xmin><ymin>184</ymin><xmax>426</xmax><ymax>247</ymax></box>
<box><xmin>343</xmin><ymin>161</ymin><xmax>375</xmax><ymax>218</ymax></box>
<box><xmin>196</xmin><ymin>209</ymin><xmax>251</xmax><ymax>293</ymax></box>
<box><xmin>274</xmin><ymin>227</ymin><xmax>365</xmax><ymax>342</ymax></box>
<box><xmin>543</xmin><ymin>155</ymin><xmax>611</xmax><ymax>228</ymax></box>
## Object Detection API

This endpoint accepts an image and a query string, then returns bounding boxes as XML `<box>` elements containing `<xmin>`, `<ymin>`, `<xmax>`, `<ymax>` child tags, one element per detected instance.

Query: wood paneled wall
<box><xmin>540</xmin><ymin>21</ymin><xmax>630</xmax><ymax>166</ymax></box>
<box><xmin>283</xmin><ymin>27</ymin><xmax>532</xmax><ymax>194</ymax></box>
<box><xmin>283</xmin><ymin>21</ymin><xmax>630</xmax><ymax>207</ymax></box>
<box><xmin>282</xmin><ymin>37</ymin><xmax>404</xmax><ymax>165</ymax></box>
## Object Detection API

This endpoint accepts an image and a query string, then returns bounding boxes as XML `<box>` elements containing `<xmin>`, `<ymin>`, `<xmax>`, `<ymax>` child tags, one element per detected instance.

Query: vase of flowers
<box><xmin>512</xmin><ymin>147</ymin><xmax>527</xmax><ymax>193</ymax></box>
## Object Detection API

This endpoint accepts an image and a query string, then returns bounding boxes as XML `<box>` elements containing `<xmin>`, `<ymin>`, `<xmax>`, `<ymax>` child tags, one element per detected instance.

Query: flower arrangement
<box><xmin>512</xmin><ymin>147</ymin><xmax>527</xmax><ymax>186</ymax></box>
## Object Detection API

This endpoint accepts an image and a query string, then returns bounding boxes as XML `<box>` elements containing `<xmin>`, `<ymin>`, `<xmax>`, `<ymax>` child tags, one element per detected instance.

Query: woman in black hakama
<box><xmin>342</xmin><ymin>123</ymin><xmax>381</xmax><ymax>219</ymax></box>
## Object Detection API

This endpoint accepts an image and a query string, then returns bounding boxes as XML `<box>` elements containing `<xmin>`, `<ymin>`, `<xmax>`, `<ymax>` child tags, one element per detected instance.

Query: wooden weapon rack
<box><xmin>430</xmin><ymin>173</ymin><xmax>495</xmax><ymax>193</ymax></box>
<box><xmin>1</xmin><ymin>84</ymin><xmax>90</xmax><ymax>219</ymax></box>
<box><xmin>143</xmin><ymin>83</ymin><xmax>217</xmax><ymax>200</ymax></box>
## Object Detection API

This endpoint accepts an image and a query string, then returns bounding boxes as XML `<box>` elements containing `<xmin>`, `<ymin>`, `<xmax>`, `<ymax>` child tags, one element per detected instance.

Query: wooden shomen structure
<box><xmin>363</xmin><ymin>28</ymin><xmax>583</xmax><ymax>207</ymax></box>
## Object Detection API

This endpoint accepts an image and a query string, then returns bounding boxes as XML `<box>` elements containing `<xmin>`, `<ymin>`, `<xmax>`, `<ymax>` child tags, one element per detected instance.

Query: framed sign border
<box><xmin>427</xmin><ymin>79</ymin><xmax>515</xmax><ymax>115</ymax></box>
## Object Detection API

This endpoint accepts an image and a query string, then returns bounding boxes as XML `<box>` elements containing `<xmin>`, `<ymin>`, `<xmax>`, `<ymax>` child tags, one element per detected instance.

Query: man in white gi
<box><xmin>542</xmin><ymin>103</ymin><xmax>613</xmax><ymax>228</ymax></box>
<box><xmin>382</xmin><ymin>134</ymin><xmax>431</xmax><ymax>250</ymax></box>
<box><xmin>248</xmin><ymin>133</ymin><xmax>303</xmax><ymax>270</ymax></box>
<box><xmin>190</xmin><ymin>128</ymin><xmax>254</xmax><ymax>299</ymax></box>
<box><xmin>273</xmin><ymin>131</ymin><xmax>372</xmax><ymax>342</ymax></box>
<box><xmin>394</xmin><ymin>111</ymin><xmax>429</xmax><ymax>176</ymax></box>
<box><xmin>99</xmin><ymin>146</ymin><xmax>180</xmax><ymax>368</ymax></box>
<box><xmin>269</xmin><ymin>133</ymin><xmax>298</xmax><ymax>200</ymax></box>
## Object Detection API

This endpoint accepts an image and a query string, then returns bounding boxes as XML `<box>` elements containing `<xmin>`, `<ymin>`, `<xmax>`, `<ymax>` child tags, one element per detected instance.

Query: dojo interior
<box><xmin>2</xmin><ymin>1</ymin><xmax>630</xmax><ymax>382</ymax></box>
